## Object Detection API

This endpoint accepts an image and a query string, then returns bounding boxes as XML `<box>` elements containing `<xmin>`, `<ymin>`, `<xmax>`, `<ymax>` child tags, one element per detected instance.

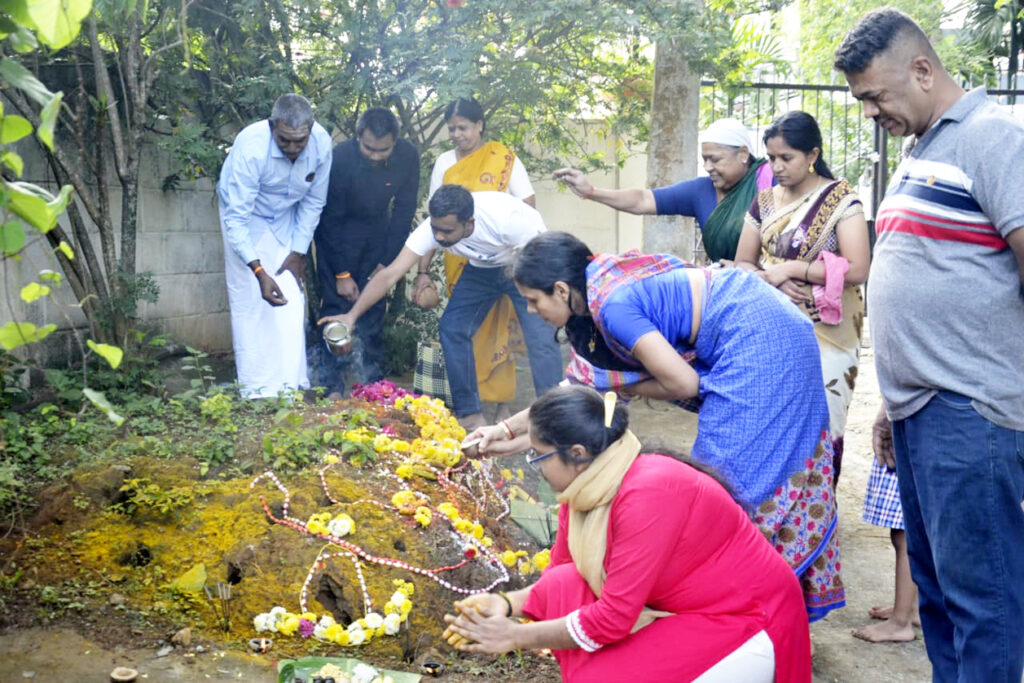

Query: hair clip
<box><xmin>603</xmin><ymin>391</ymin><xmax>617</xmax><ymax>428</ymax></box>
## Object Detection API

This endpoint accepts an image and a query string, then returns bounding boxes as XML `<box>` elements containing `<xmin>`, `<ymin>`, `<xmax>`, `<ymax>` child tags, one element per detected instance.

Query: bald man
<box><xmin>836</xmin><ymin>9</ymin><xmax>1024</xmax><ymax>681</ymax></box>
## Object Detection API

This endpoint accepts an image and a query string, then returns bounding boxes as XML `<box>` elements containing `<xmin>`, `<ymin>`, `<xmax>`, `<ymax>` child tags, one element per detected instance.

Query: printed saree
<box><xmin>442</xmin><ymin>141</ymin><xmax>526</xmax><ymax>402</ymax></box>
<box><xmin>749</xmin><ymin>179</ymin><xmax>865</xmax><ymax>473</ymax></box>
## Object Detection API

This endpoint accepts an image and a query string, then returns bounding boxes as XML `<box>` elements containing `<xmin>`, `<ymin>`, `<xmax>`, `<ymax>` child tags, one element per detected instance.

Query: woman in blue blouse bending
<box><xmin>470</xmin><ymin>231</ymin><xmax>846</xmax><ymax>622</ymax></box>
<box><xmin>553</xmin><ymin>118</ymin><xmax>773</xmax><ymax>262</ymax></box>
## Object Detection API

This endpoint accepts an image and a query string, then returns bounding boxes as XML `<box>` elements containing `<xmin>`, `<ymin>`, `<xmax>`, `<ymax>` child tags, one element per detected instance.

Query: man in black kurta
<box><xmin>312</xmin><ymin>108</ymin><xmax>420</xmax><ymax>396</ymax></box>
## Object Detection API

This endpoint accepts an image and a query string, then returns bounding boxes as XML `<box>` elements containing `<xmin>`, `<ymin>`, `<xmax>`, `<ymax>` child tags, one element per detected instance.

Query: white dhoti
<box><xmin>223</xmin><ymin>228</ymin><xmax>308</xmax><ymax>399</ymax></box>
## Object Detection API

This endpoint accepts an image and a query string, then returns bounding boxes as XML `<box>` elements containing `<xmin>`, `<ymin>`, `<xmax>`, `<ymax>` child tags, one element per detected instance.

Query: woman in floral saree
<box><xmin>470</xmin><ymin>232</ymin><xmax>846</xmax><ymax>622</ymax></box>
<box><xmin>735</xmin><ymin>111</ymin><xmax>870</xmax><ymax>483</ymax></box>
<box><xmin>425</xmin><ymin>98</ymin><xmax>534</xmax><ymax>424</ymax></box>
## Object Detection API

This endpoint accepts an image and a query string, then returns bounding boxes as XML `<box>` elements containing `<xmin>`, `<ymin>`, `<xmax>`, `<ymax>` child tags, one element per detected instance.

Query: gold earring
<box><xmin>808</xmin><ymin>165</ymin><xmax>815</xmax><ymax>174</ymax></box>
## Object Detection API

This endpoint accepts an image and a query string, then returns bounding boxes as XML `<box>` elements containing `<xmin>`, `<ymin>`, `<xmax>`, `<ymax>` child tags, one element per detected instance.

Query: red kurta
<box><xmin>522</xmin><ymin>454</ymin><xmax>811</xmax><ymax>682</ymax></box>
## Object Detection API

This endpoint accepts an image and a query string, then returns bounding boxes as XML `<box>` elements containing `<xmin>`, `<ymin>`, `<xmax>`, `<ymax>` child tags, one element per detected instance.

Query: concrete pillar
<box><xmin>643</xmin><ymin>38</ymin><xmax>701</xmax><ymax>259</ymax></box>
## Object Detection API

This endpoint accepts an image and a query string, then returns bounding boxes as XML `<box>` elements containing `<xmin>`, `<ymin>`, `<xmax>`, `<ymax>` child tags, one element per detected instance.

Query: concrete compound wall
<box><xmin>3</xmin><ymin>121</ymin><xmax>667</xmax><ymax>360</ymax></box>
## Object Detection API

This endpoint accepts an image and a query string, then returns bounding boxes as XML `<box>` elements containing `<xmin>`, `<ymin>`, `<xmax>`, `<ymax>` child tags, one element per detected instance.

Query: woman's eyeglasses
<box><xmin>526</xmin><ymin>448</ymin><xmax>558</xmax><ymax>470</ymax></box>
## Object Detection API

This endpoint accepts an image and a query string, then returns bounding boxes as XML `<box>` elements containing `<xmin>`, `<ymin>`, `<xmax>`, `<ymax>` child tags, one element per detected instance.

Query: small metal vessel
<box><xmin>322</xmin><ymin>322</ymin><xmax>353</xmax><ymax>356</ymax></box>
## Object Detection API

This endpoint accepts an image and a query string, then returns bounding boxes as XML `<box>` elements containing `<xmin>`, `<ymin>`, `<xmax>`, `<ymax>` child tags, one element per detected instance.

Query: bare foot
<box><xmin>867</xmin><ymin>606</ymin><xmax>920</xmax><ymax>626</ymax></box>
<box><xmin>851</xmin><ymin>620</ymin><xmax>916</xmax><ymax>643</ymax></box>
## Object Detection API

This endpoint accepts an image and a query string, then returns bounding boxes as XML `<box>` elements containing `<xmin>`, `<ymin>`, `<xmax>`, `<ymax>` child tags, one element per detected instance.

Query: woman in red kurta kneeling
<box><xmin>443</xmin><ymin>385</ymin><xmax>811</xmax><ymax>682</ymax></box>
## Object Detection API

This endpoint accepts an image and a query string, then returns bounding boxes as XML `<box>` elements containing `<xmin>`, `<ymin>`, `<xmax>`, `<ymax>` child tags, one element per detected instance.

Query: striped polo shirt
<box><xmin>868</xmin><ymin>87</ymin><xmax>1024</xmax><ymax>430</ymax></box>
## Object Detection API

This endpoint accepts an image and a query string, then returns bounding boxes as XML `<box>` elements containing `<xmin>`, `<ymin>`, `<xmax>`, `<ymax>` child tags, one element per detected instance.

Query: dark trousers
<box><xmin>439</xmin><ymin>264</ymin><xmax>563</xmax><ymax>416</ymax></box>
<box><xmin>892</xmin><ymin>391</ymin><xmax>1024</xmax><ymax>682</ymax></box>
<box><xmin>311</xmin><ymin>233</ymin><xmax>386</xmax><ymax>395</ymax></box>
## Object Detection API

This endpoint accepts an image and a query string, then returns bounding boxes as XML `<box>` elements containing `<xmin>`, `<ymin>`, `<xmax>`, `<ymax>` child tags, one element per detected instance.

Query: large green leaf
<box><xmin>0</xmin><ymin>114</ymin><xmax>32</xmax><ymax>143</ymax></box>
<box><xmin>2</xmin><ymin>180</ymin><xmax>72</xmax><ymax>232</ymax></box>
<box><xmin>24</xmin><ymin>0</ymin><xmax>92</xmax><ymax>50</ymax></box>
<box><xmin>0</xmin><ymin>321</ymin><xmax>56</xmax><ymax>350</ymax></box>
<box><xmin>0</xmin><ymin>57</ymin><xmax>54</xmax><ymax>106</ymax></box>
<box><xmin>86</xmin><ymin>339</ymin><xmax>123</xmax><ymax>369</ymax></box>
<box><xmin>0</xmin><ymin>220</ymin><xmax>25</xmax><ymax>255</ymax></box>
<box><xmin>82</xmin><ymin>387</ymin><xmax>125</xmax><ymax>425</ymax></box>
<box><xmin>35</xmin><ymin>91</ymin><xmax>61</xmax><ymax>151</ymax></box>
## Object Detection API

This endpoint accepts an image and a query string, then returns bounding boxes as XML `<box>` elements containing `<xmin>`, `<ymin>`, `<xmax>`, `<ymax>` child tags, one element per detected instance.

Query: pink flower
<box><xmin>298</xmin><ymin>618</ymin><xmax>315</xmax><ymax>637</ymax></box>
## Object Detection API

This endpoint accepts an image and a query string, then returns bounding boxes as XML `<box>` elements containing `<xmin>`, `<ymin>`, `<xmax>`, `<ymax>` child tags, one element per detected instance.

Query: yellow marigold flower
<box><xmin>383</xmin><ymin>601</ymin><xmax>397</xmax><ymax>614</ymax></box>
<box><xmin>395</xmin><ymin>463</ymin><xmax>414</xmax><ymax>479</ymax></box>
<box><xmin>324</xmin><ymin>623</ymin><xmax>346</xmax><ymax>643</ymax></box>
<box><xmin>391</xmin><ymin>440</ymin><xmax>410</xmax><ymax>453</ymax></box>
<box><xmin>518</xmin><ymin>558</ymin><xmax>535</xmax><ymax>575</ymax></box>
<box><xmin>278</xmin><ymin>613</ymin><xmax>300</xmax><ymax>636</ymax></box>
<box><xmin>500</xmin><ymin>550</ymin><xmax>525</xmax><ymax>567</ymax></box>
<box><xmin>532</xmin><ymin>548</ymin><xmax>552</xmax><ymax>572</ymax></box>
<box><xmin>324</xmin><ymin>454</ymin><xmax>340</xmax><ymax>465</ymax></box>
<box><xmin>437</xmin><ymin>503</ymin><xmax>459</xmax><ymax>520</ymax></box>
<box><xmin>400</xmin><ymin>600</ymin><xmax>412</xmax><ymax>617</ymax></box>
<box><xmin>391</xmin><ymin>490</ymin><xmax>425</xmax><ymax>515</ymax></box>
<box><xmin>300</xmin><ymin>612</ymin><xmax>317</xmax><ymax>622</ymax></box>
<box><xmin>414</xmin><ymin>506</ymin><xmax>432</xmax><ymax>528</ymax></box>
<box><xmin>373</xmin><ymin>434</ymin><xmax>393</xmax><ymax>452</ymax></box>
<box><xmin>471</xmin><ymin>522</ymin><xmax>484</xmax><ymax>539</ymax></box>
<box><xmin>500</xmin><ymin>468</ymin><xmax>513</xmax><ymax>480</ymax></box>
<box><xmin>394</xmin><ymin>579</ymin><xmax>415</xmax><ymax>596</ymax></box>
<box><xmin>455</xmin><ymin>519</ymin><xmax>474</xmax><ymax>534</ymax></box>
<box><xmin>481</xmin><ymin>536</ymin><xmax>493</xmax><ymax>547</ymax></box>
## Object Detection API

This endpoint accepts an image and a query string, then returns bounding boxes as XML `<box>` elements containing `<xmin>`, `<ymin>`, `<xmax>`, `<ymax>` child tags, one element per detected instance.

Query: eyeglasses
<box><xmin>526</xmin><ymin>448</ymin><xmax>558</xmax><ymax>471</ymax></box>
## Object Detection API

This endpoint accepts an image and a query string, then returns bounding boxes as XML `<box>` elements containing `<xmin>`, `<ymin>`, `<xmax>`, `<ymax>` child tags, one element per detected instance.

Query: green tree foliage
<box><xmin>959</xmin><ymin>0</ymin><xmax>1024</xmax><ymax>84</ymax></box>
<box><xmin>797</xmin><ymin>0</ymin><xmax>947</xmax><ymax>83</ymax></box>
<box><xmin>160</xmin><ymin>0</ymin><xmax>727</xmax><ymax>177</ymax></box>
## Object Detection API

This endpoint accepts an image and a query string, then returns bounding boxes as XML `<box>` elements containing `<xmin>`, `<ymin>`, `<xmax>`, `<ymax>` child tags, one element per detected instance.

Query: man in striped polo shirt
<box><xmin>836</xmin><ymin>8</ymin><xmax>1024</xmax><ymax>682</ymax></box>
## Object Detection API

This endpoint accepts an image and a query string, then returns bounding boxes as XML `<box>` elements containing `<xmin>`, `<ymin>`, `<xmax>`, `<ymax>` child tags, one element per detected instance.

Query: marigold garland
<box><xmin>250</xmin><ymin>381</ymin><xmax>549</xmax><ymax>649</ymax></box>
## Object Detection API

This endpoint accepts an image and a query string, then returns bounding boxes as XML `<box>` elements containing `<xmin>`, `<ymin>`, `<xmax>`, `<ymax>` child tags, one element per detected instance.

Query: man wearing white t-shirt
<box><xmin>320</xmin><ymin>185</ymin><xmax>563</xmax><ymax>427</ymax></box>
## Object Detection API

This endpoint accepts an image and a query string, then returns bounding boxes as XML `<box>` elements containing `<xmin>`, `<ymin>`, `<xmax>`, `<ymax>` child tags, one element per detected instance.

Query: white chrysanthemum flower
<box><xmin>389</xmin><ymin>590</ymin><xmax>406</xmax><ymax>607</ymax></box>
<box><xmin>318</xmin><ymin>614</ymin><xmax>336</xmax><ymax>627</ymax></box>
<box><xmin>352</xmin><ymin>662</ymin><xmax>379</xmax><ymax>683</ymax></box>
<box><xmin>327</xmin><ymin>514</ymin><xmax>354</xmax><ymax>537</ymax></box>
<box><xmin>383</xmin><ymin>612</ymin><xmax>402</xmax><ymax>635</ymax></box>
<box><xmin>348</xmin><ymin>626</ymin><xmax>366</xmax><ymax>645</ymax></box>
<box><xmin>253</xmin><ymin>612</ymin><xmax>276</xmax><ymax>632</ymax></box>
<box><xmin>363</xmin><ymin>612</ymin><xmax>384</xmax><ymax>629</ymax></box>
<box><xmin>269</xmin><ymin>606</ymin><xmax>287</xmax><ymax>617</ymax></box>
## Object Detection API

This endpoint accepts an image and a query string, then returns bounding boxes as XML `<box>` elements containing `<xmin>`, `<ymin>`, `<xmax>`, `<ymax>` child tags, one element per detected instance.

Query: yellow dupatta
<box><xmin>556</xmin><ymin>430</ymin><xmax>671</xmax><ymax>632</ymax></box>
<box><xmin>442</xmin><ymin>141</ymin><xmax>527</xmax><ymax>402</ymax></box>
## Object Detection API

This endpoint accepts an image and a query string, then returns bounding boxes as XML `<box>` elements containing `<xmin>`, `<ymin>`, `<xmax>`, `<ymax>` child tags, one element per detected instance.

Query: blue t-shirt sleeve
<box><xmin>651</xmin><ymin>177</ymin><xmax>718</xmax><ymax>228</ymax></box>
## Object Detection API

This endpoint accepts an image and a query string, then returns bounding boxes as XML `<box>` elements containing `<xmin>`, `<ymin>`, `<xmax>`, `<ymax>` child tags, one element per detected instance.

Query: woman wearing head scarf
<box><xmin>445</xmin><ymin>385</ymin><xmax>811</xmax><ymax>682</ymax></box>
<box><xmin>553</xmin><ymin>118</ymin><xmax>773</xmax><ymax>262</ymax></box>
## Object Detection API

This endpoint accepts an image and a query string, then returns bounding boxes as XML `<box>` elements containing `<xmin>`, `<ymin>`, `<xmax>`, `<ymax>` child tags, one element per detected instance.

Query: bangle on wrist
<box><xmin>252</xmin><ymin>265</ymin><xmax>264</xmax><ymax>276</ymax></box>
<box><xmin>498</xmin><ymin>591</ymin><xmax>513</xmax><ymax>617</ymax></box>
<box><xmin>415</xmin><ymin>271</ymin><xmax>430</xmax><ymax>277</ymax></box>
<box><xmin>499</xmin><ymin>419</ymin><xmax>515</xmax><ymax>440</ymax></box>
<box><xmin>336</xmin><ymin>272</ymin><xmax>351</xmax><ymax>280</ymax></box>
<box><xmin>584</xmin><ymin>185</ymin><xmax>596</xmax><ymax>200</ymax></box>
<box><xmin>804</xmin><ymin>261</ymin><xmax>812</xmax><ymax>281</ymax></box>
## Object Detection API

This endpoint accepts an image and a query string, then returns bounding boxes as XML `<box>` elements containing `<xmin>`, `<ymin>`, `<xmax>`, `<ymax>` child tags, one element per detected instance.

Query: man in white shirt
<box><xmin>217</xmin><ymin>94</ymin><xmax>332</xmax><ymax>398</ymax></box>
<box><xmin>320</xmin><ymin>184</ymin><xmax>563</xmax><ymax>427</ymax></box>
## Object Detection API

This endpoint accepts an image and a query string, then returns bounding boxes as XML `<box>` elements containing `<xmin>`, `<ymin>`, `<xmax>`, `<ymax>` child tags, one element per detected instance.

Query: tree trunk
<box><xmin>643</xmin><ymin>37</ymin><xmax>700</xmax><ymax>260</ymax></box>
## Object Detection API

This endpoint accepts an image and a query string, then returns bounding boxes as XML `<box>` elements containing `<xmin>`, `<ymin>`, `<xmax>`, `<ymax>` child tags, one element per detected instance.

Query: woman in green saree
<box><xmin>552</xmin><ymin>118</ymin><xmax>774</xmax><ymax>262</ymax></box>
